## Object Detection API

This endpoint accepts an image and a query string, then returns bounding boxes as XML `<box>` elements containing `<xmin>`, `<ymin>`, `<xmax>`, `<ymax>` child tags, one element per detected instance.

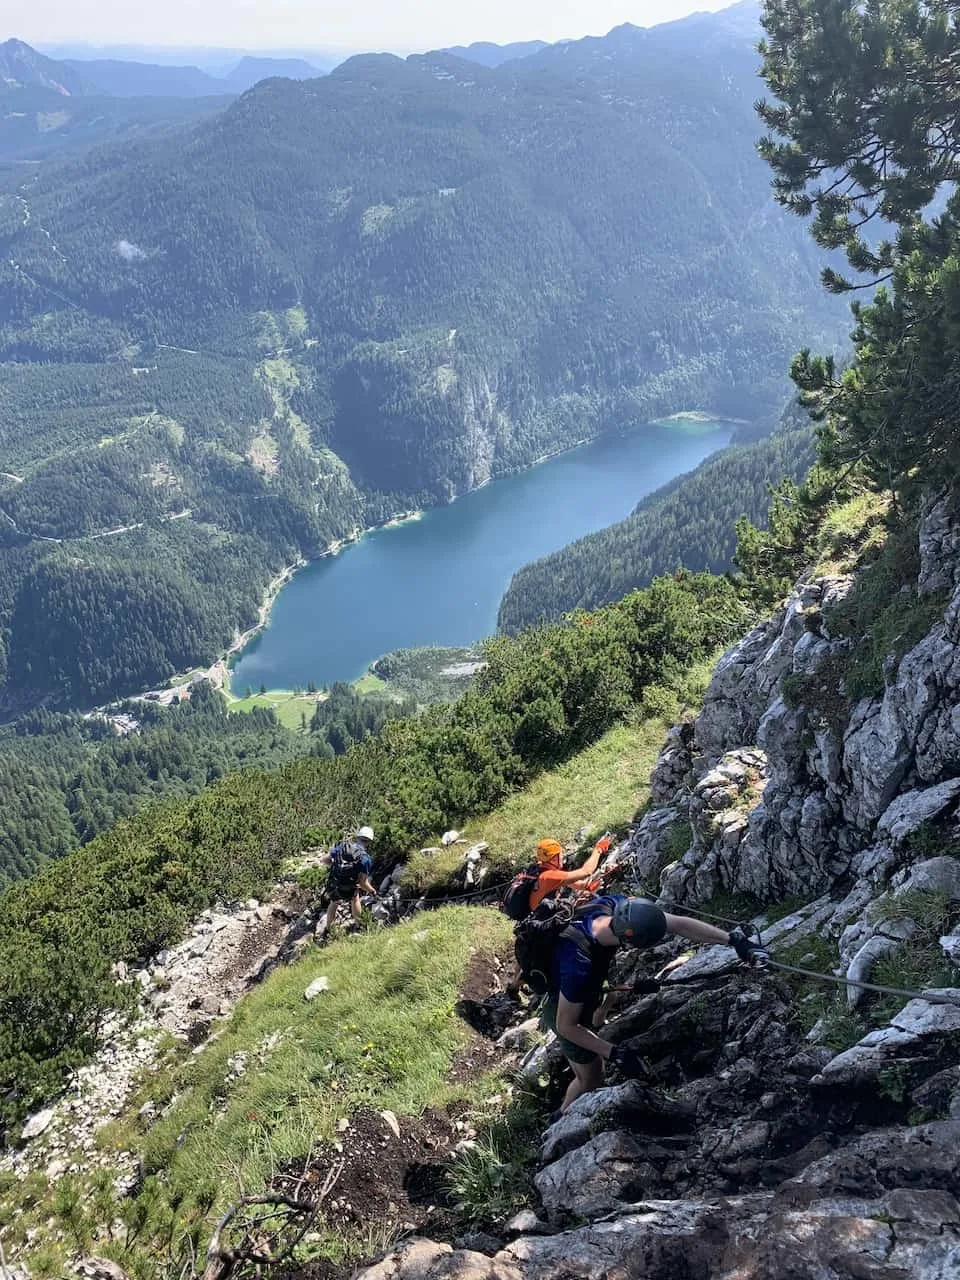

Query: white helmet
<box><xmin>356</xmin><ymin>825</ymin><xmax>375</xmax><ymax>841</ymax></box>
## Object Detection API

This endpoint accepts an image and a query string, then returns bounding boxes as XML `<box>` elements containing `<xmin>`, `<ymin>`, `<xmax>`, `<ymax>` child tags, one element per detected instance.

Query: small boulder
<box><xmin>535</xmin><ymin>1129</ymin><xmax>653</xmax><ymax>1221</ymax></box>
<box><xmin>893</xmin><ymin>855</ymin><xmax>960</xmax><ymax>901</ymax></box>
<box><xmin>877</xmin><ymin>779</ymin><xmax>960</xmax><ymax>845</ymax></box>
<box><xmin>21</xmin><ymin>1107</ymin><xmax>55</xmax><ymax>1141</ymax></box>
<box><xmin>304</xmin><ymin>976</ymin><xmax>330</xmax><ymax>1000</ymax></box>
<box><xmin>504</xmin><ymin>1209</ymin><xmax>549</xmax><ymax>1236</ymax></box>
<box><xmin>75</xmin><ymin>1260</ymin><xmax>131</xmax><ymax>1280</ymax></box>
<box><xmin>941</xmin><ymin>933</ymin><xmax>960</xmax><ymax>966</ymax></box>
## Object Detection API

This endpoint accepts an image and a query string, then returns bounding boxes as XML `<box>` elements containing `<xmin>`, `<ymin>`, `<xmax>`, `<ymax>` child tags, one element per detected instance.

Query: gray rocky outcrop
<box><xmin>643</xmin><ymin>500</ymin><xmax>960</xmax><ymax>907</ymax></box>
<box><xmin>1</xmin><ymin>881</ymin><xmax>309</xmax><ymax>1186</ymax></box>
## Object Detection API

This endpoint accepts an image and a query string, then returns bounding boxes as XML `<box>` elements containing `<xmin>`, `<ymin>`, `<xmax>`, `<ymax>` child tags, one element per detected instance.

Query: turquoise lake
<box><xmin>231</xmin><ymin>418</ymin><xmax>734</xmax><ymax>691</ymax></box>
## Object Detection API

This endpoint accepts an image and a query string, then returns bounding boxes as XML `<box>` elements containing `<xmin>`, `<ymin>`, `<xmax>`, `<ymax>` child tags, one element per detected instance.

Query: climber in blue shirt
<box><xmin>540</xmin><ymin>895</ymin><xmax>767</xmax><ymax>1114</ymax></box>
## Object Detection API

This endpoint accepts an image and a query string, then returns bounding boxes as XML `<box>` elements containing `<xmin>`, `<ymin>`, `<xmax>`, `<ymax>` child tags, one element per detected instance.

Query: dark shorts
<box><xmin>539</xmin><ymin>993</ymin><xmax>600</xmax><ymax>1066</ymax></box>
<box><xmin>321</xmin><ymin>881</ymin><xmax>359</xmax><ymax>906</ymax></box>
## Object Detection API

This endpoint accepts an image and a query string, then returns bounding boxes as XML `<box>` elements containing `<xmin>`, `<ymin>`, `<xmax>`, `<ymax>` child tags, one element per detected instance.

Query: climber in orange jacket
<box><xmin>528</xmin><ymin>833</ymin><xmax>612</xmax><ymax>912</ymax></box>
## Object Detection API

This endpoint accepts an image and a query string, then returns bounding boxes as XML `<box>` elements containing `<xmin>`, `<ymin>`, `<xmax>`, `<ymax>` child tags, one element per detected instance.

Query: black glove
<box><xmin>728</xmin><ymin>927</ymin><xmax>769</xmax><ymax>968</ymax></box>
<box><xmin>607</xmin><ymin>1044</ymin><xmax>648</xmax><ymax>1079</ymax></box>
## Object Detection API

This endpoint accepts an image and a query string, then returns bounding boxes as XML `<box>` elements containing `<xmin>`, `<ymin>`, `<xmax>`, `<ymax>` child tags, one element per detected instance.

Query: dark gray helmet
<box><xmin>610</xmin><ymin>898</ymin><xmax>668</xmax><ymax>947</ymax></box>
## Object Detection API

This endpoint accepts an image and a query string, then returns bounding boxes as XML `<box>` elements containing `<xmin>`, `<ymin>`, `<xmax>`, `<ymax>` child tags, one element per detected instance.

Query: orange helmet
<box><xmin>536</xmin><ymin>838</ymin><xmax>563</xmax><ymax>865</ymax></box>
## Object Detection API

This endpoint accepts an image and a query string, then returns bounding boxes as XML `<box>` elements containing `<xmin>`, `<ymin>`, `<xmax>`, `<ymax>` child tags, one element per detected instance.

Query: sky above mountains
<box><xmin>10</xmin><ymin>0</ymin><xmax>739</xmax><ymax>56</ymax></box>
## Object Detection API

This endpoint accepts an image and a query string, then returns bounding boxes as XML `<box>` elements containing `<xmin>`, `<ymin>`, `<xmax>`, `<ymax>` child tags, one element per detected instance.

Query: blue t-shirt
<box><xmin>552</xmin><ymin>894</ymin><xmax>624</xmax><ymax>1004</ymax></box>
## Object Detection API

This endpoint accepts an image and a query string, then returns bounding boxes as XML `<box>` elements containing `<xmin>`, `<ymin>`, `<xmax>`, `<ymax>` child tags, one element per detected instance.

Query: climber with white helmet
<box><xmin>318</xmin><ymin>825</ymin><xmax>378</xmax><ymax>935</ymax></box>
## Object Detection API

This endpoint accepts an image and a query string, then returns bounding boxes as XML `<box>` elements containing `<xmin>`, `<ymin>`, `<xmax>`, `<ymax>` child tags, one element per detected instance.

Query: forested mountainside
<box><xmin>0</xmin><ymin>40</ymin><xmax>231</xmax><ymax>165</ymax></box>
<box><xmin>0</xmin><ymin>677</ymin><xmax>419</xmax><ymax>888</ymax></box>
<box><xmin>498</xmin><ymin>403</ymin><xmax>816</xmax><ymax>632</ymax></box>
<box><xmin>0</xmin><ymin>4</ymin><xmax>846</xmax><ymax>713</ymax></box>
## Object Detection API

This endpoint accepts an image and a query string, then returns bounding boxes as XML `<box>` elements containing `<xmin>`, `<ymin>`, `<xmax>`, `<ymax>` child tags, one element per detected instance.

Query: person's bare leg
<box><xmin>351</xmin><ymin>890</ymin><xmax>363</xmax><ymax>922</ymax></box>
<box><xmin>561</xmin><ymin>1058</ymin><xmax>603</xmax><ymax>1112</ymax></box>
<box><xmin>325</xmin><ymin>898</ymin><xmax>338</xmax><ymax>932</ymax></box>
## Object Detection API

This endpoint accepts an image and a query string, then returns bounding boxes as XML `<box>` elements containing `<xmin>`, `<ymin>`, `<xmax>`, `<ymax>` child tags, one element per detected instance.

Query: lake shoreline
<box><xmin>228</xmin><ymin>412</ymin><xmax>741</xmax><ymax>699</ymax></box>
<box><xmin>222</xmin><ymin>509</ymin><xmax>425</xmax><ymax>694</ymax></box>
<box><xmin>95</xmin><ymin>412</ymin><xmax>741</xmax><ymax>715</ymax></box>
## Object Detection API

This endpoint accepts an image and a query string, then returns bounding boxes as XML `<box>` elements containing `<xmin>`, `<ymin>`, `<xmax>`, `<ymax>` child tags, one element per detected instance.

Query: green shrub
<box><xmin>447</xmin><ymin>1092</ymin><xmax>544</xmax><ymax>1227</ymax></box>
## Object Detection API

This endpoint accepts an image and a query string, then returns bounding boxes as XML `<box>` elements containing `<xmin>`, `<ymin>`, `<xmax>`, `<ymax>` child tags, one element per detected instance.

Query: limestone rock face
<box><xmin>919</xmin><ymin>492</ymin><xmax>960</xmax><ymax>594</ymax></box>
<box><xmin>644</xmin><ymin>499</ymin><xmax>960</xmax><ymax>907</ymax></box>
<box><xmin>534</xmin><ymin>1128</ymin><xmax>654</xmax><ymax>1221</ymax></box>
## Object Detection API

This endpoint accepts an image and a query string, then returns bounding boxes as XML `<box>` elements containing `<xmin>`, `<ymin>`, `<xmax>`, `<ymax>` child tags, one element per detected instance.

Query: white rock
<box><xmin>380</xmin><ymin>1109</ymin><xmax>401</xmax><ymax>1138</ymax></box>
<box><xmin>75</xmin><ymin>1257</ymin><xmax>131</xmax><ymax>1280</ymax></box>
<box><xmin>941</xmin><ymin>934</ymin><xmax>960</xmax><ymax>966</ymax></box>
<box><xmin>891</xmin><ymin>994</ymin><xmax>960</xmax><ymax>1035</ymax></box>
<box><xmin>845</xmin><ymin>935</ymin><xmax>905</xmax><ymax>1008</ymax></box>
<box><xmin>505</xmin><ymin>1208</ymin><xmax>549</xmax><ymax>1235</ymax></box>
<box><xmin>894</xmin><ymin>856</ymin><xmax>960</xmax><ymax>901</ymax></box>
<box><xmin>877</xmin><ymin>780</ymin><xmax>960</xmax><ymax>844</ymax></box>
<box><xmin>21</xmin><ymin>1107</ymin><xmax>56</xmax><ymax>1140</ymax></box>
<box><xmin>441</xmin><ymin>830</ymin><xmax>461</xmax><ymax>846</ymax></box>
<box><xmin>304</xmin><ymin>976</ymin><xmax>331</xmax><ymax>1000</ymax></box>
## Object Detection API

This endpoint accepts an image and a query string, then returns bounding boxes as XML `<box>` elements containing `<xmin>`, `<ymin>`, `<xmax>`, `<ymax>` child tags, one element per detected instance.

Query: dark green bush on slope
<box><xmin>0</xmin><ymin>570</ymin><xmax>747</xmax><ymax>1134</ymax></box>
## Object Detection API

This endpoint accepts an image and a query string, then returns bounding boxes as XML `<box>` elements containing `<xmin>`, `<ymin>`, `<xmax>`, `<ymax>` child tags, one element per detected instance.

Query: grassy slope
<box><xmin>3</xmin><ymin>908</ymin><xmax>513</xmax><ymax>1276</ymax></box>
<box><xmin>2</xmin><ymin>674</ymin><xmax>720</xmax><ymax>1274</ymax></box>
<box><xmin>403</xmin><ymin>658</ymin><xmax>716</xmax><ymax>892</ymax></box>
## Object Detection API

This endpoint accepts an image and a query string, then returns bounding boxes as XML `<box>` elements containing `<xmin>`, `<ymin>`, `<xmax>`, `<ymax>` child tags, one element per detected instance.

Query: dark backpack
<box><xmin>329</xmin><ymin>840</ymin><xmax>365</xmax><ymax>895</ymax></box>
<box><xmin>501</xmin><ymin>863</ymin><xmax>542</xmax><ymax>921</ymax></box>
<box><xmin>514</xmin><ymin>899</ymin><xmax>592</xmax><ymax>995</ymax></box>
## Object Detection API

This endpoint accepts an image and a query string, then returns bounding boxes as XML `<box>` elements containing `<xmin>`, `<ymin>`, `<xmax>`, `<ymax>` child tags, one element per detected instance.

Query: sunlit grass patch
<box><xmin>227</xmin><ymin>689</ymin><xmax>319</xmax><ymax>732</ymax></box>
<box><xmin>136</xmin><ymin>906</ymin><xmax>511</xmax><ymax>1232</ymax></box>
<box><xmin>403</xmin><ymin>716</ymin><xmax>672</xmax><ymax>892</ymax></box>
<box><xmin>352</xmin><ymin>672</ymin><xmax>390</xmax><ymax>695</ymax></box>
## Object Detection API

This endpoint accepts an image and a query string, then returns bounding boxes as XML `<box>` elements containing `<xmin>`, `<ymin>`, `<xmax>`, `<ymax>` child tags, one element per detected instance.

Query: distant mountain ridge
<box><xmin>22</xmin><ymin>43</ymin><xmax>327</xmax><ymax>100</ymax></box>
<box><xmin>0</xmin><ymin>37</ymin><xmax>94</xmax><ymax>96</ymax></box>
<box><xmin>441</xmin><ymin>39</ymin><xmax>549</xmax><ymax>67</ymax></box>
<box><xmin>59</xmin><ymin>57</ymin><xmax>226</xmax><ymax>98</ymax></box>
<box><xmin>223</xmin><ymin>55</ymin><xmax>323</xmax><ymax>90</ymax></box>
